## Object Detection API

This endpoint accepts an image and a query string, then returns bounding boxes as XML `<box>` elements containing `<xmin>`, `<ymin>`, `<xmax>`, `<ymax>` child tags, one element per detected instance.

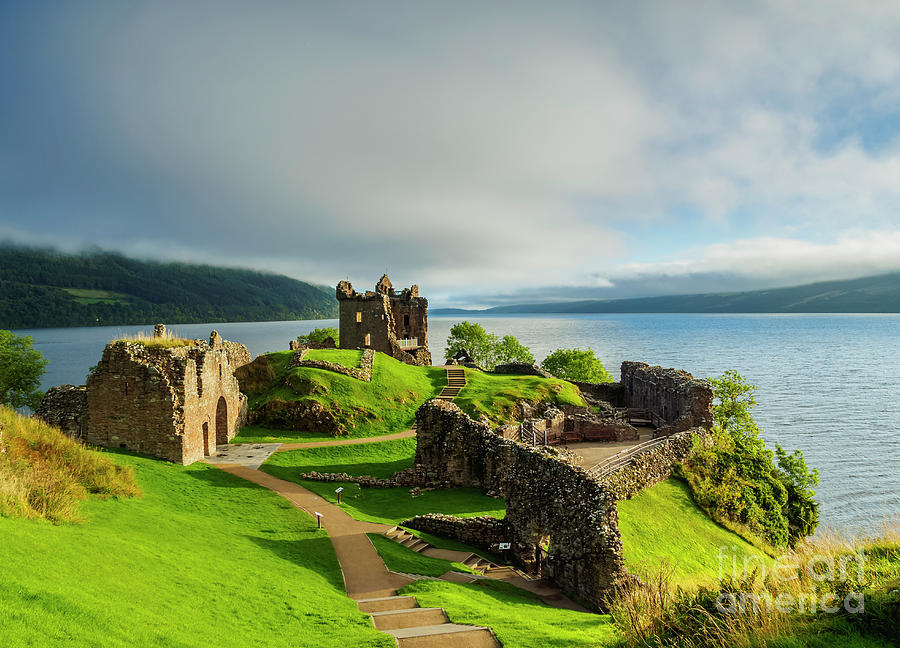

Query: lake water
<box><xmin>14</xmin><ymin>314</ymin><xmax>900</xmax><ymax>536</ymax></box>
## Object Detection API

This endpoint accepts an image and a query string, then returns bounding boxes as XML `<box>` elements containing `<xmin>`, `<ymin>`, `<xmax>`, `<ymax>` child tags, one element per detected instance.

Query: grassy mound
<box><xmin>400</xmin><ymin>579</ymin><xmax>618</xmax><ymax>648</ymax></box>
<box><xmin>235</xmin><ymin>350</ymin><xmax>445</xmax><ymax>442</ymax></box>
<box><xmin>0</xmin><ymin>407</ymin><xmax>140</xmax><ymax>523</ymax></box>
<box><xmin>367</xmin><ymin>533</ymin><xmax>477</xmax><ymax>576</ymax></box>
<box><xmin>455</xmin><ymin>368</ymin><xmax>587</xmax><ymax>424</ymax></box>
<box><xmin>617</xmin><ymin>478</ymin><xmax>770</xmax><ymax>588</ymax></box>
<box><xmin>0</xmin><ymin>451</ymin><xmax>391</xmax><ymax>648</ymax></box>
<box><xmin>261</xmin><ymin>439</ymin><xmax>505</xmax><ymax>525</ymax></box>
<box><xmin>304</xmin><ymin>348</ymin><xmax>362</xmax><ymax>367</ymax></box>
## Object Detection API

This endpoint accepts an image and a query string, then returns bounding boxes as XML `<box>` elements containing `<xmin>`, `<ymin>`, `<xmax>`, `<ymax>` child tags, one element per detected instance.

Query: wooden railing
<box><xmin>397</xmin><ymin>338</ymin><xmax>419</xmax><ymax>350</ymax></box>
<box><xmin>586</xmin><ymin>436</ymin><xmax>669</xmax><ymax>480</ymax></box>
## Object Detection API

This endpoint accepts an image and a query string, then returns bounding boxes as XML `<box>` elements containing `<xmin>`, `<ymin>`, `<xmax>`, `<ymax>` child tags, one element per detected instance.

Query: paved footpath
<box><xmin>218</xmin><ymin>464</ymin><xmax>413</xmax><ymax>599</ymax></box>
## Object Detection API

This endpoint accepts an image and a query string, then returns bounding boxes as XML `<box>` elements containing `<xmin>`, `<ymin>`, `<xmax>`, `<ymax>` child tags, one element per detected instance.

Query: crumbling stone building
<box><xmin>401</xmin><ymin>362</ymin><xmax>715</xmax><ymax>609</ymax></box>
<box><xmin>336</xmin><ymin>274</ymin><xmax>431</xmax><ymax>366</ymax></box>
<box><xmin>36</xmin><ymin>326</ymin><xmax>250</xmax><ymax>465</ymax></box>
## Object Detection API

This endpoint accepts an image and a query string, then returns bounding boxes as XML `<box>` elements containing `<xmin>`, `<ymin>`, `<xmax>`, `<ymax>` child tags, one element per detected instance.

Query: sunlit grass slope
<box><xmin>617</xmin><ymin>478</ymin><xmax>770</xmax><ymax>587</ymax></box>
<box><xmin>0</xmin><ymin>407</ymin><xmax>139</xmax><ymax>523</ymax></box>
<box><xmin>261</xmin><ymin>439</ymin><xmax>505</xmax><ymax>525</ymax></box>
<box><xmin>234</xmin><ymin>350</ymin><xmax>445</xmax><ymax>442</ymax></box>
<box><xmin>455</xmin><ymin>368</ymin><xmax>587</xmax><ymax>424</ymax></box>
<box><xmin>0</xmin><ymin>451</ymin><xmax>391</xmax><ymax>648</ymax></box>
<box><xmin>401</xmin><ymin>579</ymin><xmax>619</xmax><ymax>648</ymax></box>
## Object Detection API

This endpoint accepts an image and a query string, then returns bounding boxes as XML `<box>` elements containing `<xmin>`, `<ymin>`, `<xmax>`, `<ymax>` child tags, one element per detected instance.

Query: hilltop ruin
<box><xmin>336</xmin><ymin>274</ymin><xmax>431</xmax><ymax>366</ymax></box>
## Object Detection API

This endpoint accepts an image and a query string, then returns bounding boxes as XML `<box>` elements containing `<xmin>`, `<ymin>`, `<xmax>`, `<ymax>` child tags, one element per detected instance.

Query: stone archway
<box><xmin>202</xmin><ymin>422</ymin><xmax>211</xmax><ymax>456</ymax></box>
<box><xmin>215</xmin><ymin>396</ymin><xmax>228</xmax><ymax>445</ymax></box>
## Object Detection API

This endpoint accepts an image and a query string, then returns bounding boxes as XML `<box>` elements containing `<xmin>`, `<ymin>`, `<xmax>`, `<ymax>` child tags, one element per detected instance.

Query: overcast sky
<box><xmin>2</xmin><ymin>1</ymin><xmax>900</xmax><ymax>307</ymax></box>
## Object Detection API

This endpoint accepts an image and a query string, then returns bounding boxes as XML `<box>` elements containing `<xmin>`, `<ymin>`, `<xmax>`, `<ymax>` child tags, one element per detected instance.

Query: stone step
<box><xmin>357</xmin><ymin>595</ymin><xmax>419</xmax><ymax>613</ymax></box>
<box><xmin>390</xmin><ymin>625</ymin><xmax>498</xmax><ymax>648</ymax></box>
<box><xmin>371</xmin><ymin>607</ymin><xmax>448</xmax><ymax>631</ymax></box>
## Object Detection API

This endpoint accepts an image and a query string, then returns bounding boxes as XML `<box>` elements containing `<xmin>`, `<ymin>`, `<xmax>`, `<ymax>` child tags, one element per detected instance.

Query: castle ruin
<box><xmin>336</xmin><ymin>274</ymin><xmax>431</xmax><ymax>366</ymax></box>
<box><xmin>36</xmin><ymin>326</ymin><xmax>250</xmax><ymax>465</ymax></box>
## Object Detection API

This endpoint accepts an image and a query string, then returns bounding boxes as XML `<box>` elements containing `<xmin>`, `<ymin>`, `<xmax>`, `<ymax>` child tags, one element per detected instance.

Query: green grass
<box><xmin>260</xmin><ymin>441</ymin><xmax>505</xmax><ymax>525</ymax></box>
<box><xmin>264</xmin><ymin>438</ymin><xmax>417</xmax><ymax>478</ymax></box>
<box><xmin>455</xmin><ymin>368</ymin><xmax>587</xmax><ymax>424</ymax></box>
<box><xmin>0</xmin><ymin>451</ymin><xmax>392</xmax><ymax>648</ymax></box>
<box><xmin>617</xmin><ymin>478</ymin><xmax>770</xmax><ymax>587</ymax></box>
<box><xmin>304</xmin><ymin>348</ymin><xmax>363</xmax><ymax>368</ymax></box>
<box><xmin>400</xmin><ymin>579</ymin><xmax>619</xmax><ymax>648</ymax></box>
<box><xmin>238</xmin><ymin>350</ymin><xmax>446</xmax><ymax>442</ymax></box>
<box><xmin>62</xmin><ymin>287</ymin><xmax>129</xmax><ymax>305</ymax></box>
<box><xmin>367</xmin><ymin>533</ymin><xmax>477</xmax><ymax>576</ymax></box>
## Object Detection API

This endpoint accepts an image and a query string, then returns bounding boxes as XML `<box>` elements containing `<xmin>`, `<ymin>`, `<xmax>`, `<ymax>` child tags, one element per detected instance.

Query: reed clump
<box><xmin>0</xmin><ymin>406</ymin><xmax>140</xmax><ymax>523</ymax></box>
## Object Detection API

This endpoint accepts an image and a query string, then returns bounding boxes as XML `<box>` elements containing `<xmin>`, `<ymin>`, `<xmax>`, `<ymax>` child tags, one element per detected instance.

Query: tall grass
<box><xmin>113</xmin><ymin>330</ymin><xmax>196</xmax><ymax>349</ymax></box>
<box><xmin>0</xmin><ymin>407</ymin><xmax>140</xmax><ymax>523</ymax></box>
<box><xmin>608</xmin><ymin>522</ymin><xmax>900</xmax><ymax>647</ymax></box>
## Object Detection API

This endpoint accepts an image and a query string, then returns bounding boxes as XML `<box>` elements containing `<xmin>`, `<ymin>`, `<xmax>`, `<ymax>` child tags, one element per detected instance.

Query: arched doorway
<box><xmin>215</xmin><ymin>396</ymin><xmax>228</xmax><ymax>445</ymax></box>
<box><xmin>202</xmin><ymin>422</ymin><xmax>211</xmax><ymax>456</ymax></box>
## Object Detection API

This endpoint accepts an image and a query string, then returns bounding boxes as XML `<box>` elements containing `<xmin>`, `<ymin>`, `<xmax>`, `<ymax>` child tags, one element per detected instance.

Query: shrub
<box><xmin>297</xmin><ymin>327</ymin><xmax>339</xmax><ymax>346</ymax></box>
<box><xmin>0</xmin><ymin>406</ymin><xmax>140</xmax><ymax>523</ymax></box>
<box><xmin>0</xmin><ymin>329</ymin><xmax>48</xmax><ymax>410</ymax></box>
<box><xmin>540</xmin><ymin>348</ymin><xmax>613</xmax><ymax>383</ymax></box>
<box><xmin>679</xmin><ymin>371</ymin><xmax>819</xmax><ymax>547</ymax></box>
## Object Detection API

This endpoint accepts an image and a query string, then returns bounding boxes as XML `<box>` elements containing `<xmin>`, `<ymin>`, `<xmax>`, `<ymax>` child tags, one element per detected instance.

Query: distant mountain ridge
<box><xmin>0</xmin><ymin>244</ymin><xmax>337</xmax><ymax>329</ymax></box>
<box><xmin>433</xmin><ymin>273</ymin><xmax>900</xmax><ymax>314</ymax></box>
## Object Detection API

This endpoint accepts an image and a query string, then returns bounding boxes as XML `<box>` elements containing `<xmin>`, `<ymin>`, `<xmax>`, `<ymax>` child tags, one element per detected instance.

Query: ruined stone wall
<box><xmin>34</xmin><ymin>385</ymin><xmax>88</xmax><ymax>440</ymax></box>
<box><xmin>620</xmin><ymin>362</ymin><xmax>713</xmax><ymax>435</ymax></box>
<box><xmin>81</xmin><ymin>331</ymin><xmax>248</xmax><ymax>464</ymax></box>
<box><xmin>598</xmin><ymin>428</ymin><xmax>706</xmax><ymax>500</ymax></box>
<box><xmin>289</xmin><ymin>347</ymin><xmax>375</xmax><ymax>381</ymax></box>
<box><xmin>414</xmin><ymin>400</ymin><xmax>629</xmax><ymax>608</ymax></box>
<box><xmin>571</xmin><ymin>381</ymin><xmax>626</xmax><ymax>407</ymax></box>
<box><xmin>402</xmin><ymin>514</ymin><xmax>509</xmax><ymax>552</ymax></box>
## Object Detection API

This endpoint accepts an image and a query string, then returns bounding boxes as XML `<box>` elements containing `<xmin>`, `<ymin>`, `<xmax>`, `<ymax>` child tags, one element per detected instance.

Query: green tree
<box><xmin>0</xmin><ymin>329</ymin><xmax>48</xmax><ymax>410</ymax></box>
<box><xmin>540</xmin><ymin>348</ymin><xmax>613</xmax><ymax>383</ymax></box>
<box><xmin>297</xmin><ymin>327</ymin><xmax>339</xmax><ymax>346</ymax></box>
<box><xmin>680</xmin><ymin>371</ymin><xmax>819</xmax><ymax>547</ymax></box>
<box><xmin>444</xmin><ymin>322</ymin><xmax>533</xmax><ymax>369</ymax></box>
<box><xmin>494</xmin><ymin>335</ymin><xmax>535</xmax><ymax>365</ymax></box>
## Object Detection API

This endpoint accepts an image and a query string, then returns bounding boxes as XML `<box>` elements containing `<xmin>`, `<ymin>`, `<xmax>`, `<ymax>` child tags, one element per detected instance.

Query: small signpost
<box><xmin>315</xmin><ymin>512</ymin><xmax>323</xmax><ymax>529</ymax></box>
<box><xmin>498</xmin><ymin>542</ymin><xmax>511</xmax><ymax>550</ymax></box>
<box><xmin>335</xmin><ymin>487</ymin><xmax>344</xmax><ymax>504</ymax></box>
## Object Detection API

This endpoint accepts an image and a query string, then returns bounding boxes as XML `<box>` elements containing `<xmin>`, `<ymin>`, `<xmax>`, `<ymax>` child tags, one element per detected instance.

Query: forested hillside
<box><xmin>0</xmin><ymin>244</ymin><xmax>337</xmax><ymax>328</ymax></box>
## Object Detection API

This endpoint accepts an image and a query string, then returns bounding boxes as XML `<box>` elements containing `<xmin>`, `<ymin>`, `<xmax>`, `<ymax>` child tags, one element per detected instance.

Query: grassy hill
<box><xmin>455</xmin><ymin>368</ymin><xmax>587</xmax><ymax>424</ymax></box>
<box><xmin>434</xmin><ymin>272</ymin><xmax>900</xmax><ymax>314</ymax></box>
<box><xmin>234</xmin><ymin>350</ymin><xmax>447</xmax><ymax>443</ymax></box>
<box><xmin>0</xmin><ymin>243</ymin><xmax>337</xmax><ymax>329</ymax></box>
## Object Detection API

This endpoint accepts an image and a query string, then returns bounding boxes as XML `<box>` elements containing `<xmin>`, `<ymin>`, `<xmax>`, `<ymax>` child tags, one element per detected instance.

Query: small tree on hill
<box><xmin>444</xmin><ymin>322</ymin><xmax>533</xmax><ymax>369</ymax></box>
<box><xmin>540</xmin><ymin>348</ymin><xmax>613</xmax><ymax>383</ymax></box>
<box><xmin>297</xmin><ymin>327</ymin><xmax>339</xmax><ymax>346</ymax></box>
<box><xmin>494</xmin><ymin>335</ymin><xmax>535</xmax><ymax>365</ymax></box>
<box><xmin>0</xmin><ymin>329</ymin><xmax>48</xmax><ymax>410</ymax></box>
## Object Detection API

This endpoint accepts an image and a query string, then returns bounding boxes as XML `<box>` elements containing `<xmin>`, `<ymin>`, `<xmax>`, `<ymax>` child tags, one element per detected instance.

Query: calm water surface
<box><xmin>15</xmin><ymin>314</ymin><xmax>900</xmax><ymax>535</ymax></box>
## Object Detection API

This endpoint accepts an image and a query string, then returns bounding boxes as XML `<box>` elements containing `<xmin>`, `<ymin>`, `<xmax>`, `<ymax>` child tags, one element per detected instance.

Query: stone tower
<box><xmin>336</xmin><ymin>275</ymin><xmax>431</xmax><ymax>366</ymax></box>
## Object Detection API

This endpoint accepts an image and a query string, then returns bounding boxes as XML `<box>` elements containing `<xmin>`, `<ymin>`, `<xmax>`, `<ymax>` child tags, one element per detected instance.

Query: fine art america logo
<box><xmin>715</xmin><ymin>545</ymin><xmax>869</xmax><ymax>614</ymax></box>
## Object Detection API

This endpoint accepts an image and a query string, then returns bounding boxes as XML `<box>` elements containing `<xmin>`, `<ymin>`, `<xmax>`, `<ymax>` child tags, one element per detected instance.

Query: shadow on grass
<box><xmin>185</xmin><ymin>464</ymin><xmax>261</xmax><ymax>489</ymax></box>
<box><xmin>244</xmin><ymin>534</ymin><xmax>346</xmax><ymax>589</ymax></box>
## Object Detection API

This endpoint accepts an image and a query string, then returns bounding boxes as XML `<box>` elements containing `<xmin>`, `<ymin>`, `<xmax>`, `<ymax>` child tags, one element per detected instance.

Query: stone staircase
<box><xmin>357</xmin><ymin>594</ymin><xmax>498</xmax><ymax>648</ymax></box>
<box><xmin>384</xmin><ymin>527</ymin><xmax>535</xmax><ymax>581</ymax></box>
<box><xmin>436</xmin><ymin>367</ymin><xmax>466</xmax><ymax>402</ymax></box>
